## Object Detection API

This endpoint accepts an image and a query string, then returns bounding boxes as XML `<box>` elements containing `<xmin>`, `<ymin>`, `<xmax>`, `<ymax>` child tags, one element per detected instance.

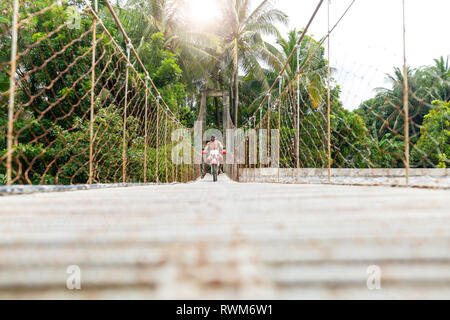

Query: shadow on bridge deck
<box><xmin>197</xmin><ymin>173</ymin><xmax>234</xmax><ymax>184</ymax></box>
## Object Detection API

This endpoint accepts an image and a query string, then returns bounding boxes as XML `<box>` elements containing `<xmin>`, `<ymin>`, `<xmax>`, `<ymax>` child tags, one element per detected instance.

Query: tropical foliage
<box><xmin>411</xmin><ymin>100</ymin><xmax>450</xmax><ymax>168</ymax></box>
<box><xmin>0</xmin><ymin>0</ymin><xmax>449</xmax><ymax>185</ymax></box>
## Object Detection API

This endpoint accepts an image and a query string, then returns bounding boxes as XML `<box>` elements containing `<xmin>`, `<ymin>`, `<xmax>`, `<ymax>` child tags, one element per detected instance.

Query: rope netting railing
<box><xmin>1</xmin><ymin>0</ymin><xmax>448</xmax><ymax>187</ymax></box>
<box><xmin>0</xmin><ymin>0</ymin><xmax>198</xmax><ymax>185</ymax></box>
<box><xmin>228</xmin><ymin>0</ymin><xmax>449</xmax><ymax>186</ymax></box>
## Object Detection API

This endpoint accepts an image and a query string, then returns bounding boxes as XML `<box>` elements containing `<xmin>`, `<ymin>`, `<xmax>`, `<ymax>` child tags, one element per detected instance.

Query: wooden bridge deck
<box><xmin>0</xmin><ymin>175</ymin><xmax>449</xmax><ymax>299</ymax></box>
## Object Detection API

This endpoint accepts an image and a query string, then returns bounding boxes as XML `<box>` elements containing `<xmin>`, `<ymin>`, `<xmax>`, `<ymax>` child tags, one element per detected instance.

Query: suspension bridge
<box><xmin>0</xmin><ymin>0</ymin><xmax>449</xmax><ymax>299</ymax></box>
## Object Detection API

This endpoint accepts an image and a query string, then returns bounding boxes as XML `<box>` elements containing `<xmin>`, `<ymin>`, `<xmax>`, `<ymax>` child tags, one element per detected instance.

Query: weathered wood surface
<box><xmin>0</xmin><ymin>175</ymin><xmax>449</xmax><ymax>299</ymax></box>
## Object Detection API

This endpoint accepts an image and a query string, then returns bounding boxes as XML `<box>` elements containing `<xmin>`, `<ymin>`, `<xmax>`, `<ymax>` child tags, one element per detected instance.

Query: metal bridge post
<box><xmin>156</xmin><ymin>95</ymin><xmax>160</xmax><ymax>184</ymax></box>
<box><xmin>253</xmin><ymin>117</ymin><xmax>256</xmax><ymax>182</ymax></box>
<box><xmin>171</xmin><ymin>122</ymin><xmax>175</xmax><ymax>182</ymax></box>
<box><xmin>296</xmin><ymin>41</ymin><xmax>300</xmax><ymax>183</ymax></box>
<box><xmin>175</xmin><ymin>123</ymin><xmax>179</xmax><ymax>182</ymax></box>
<box><xmin>327</xmin><ymin>0</ymin><xmax>332</xmax><ymax>183</ymax></box>
<box><xmin>6</xmin><ymin>0</ymin><xmax>19</xmax><ymax>185</ymax></box>
<box><xmin>402</xmin><ymin>0</ymin><xmax>409</xmax><ymax>185</ymax></box>
<box><xmin>259</xmin><ymin>99</ymin><xmax>263</xmax><ymax>170</ymax></box>
<box><xmin>89</xmin><ymin>1</ymin><xmax>98</xmax><ymax>185</ymax></box>
<box><xmin>267</xmin><ymin>94</ymin><xmax>271</xmax><ymax>170</ymax></box>
<box><xmin>144</xmin><ymin>76</ymin><xmax>150</xmax><ymax>183</ymax></box>
<box><xmin>165</xmin><ymin>114</ymin><xmax>169</xmax><ymax>183</ymax></box>
<box><xmin>123</xmin><ymin>42</ymin><xmax>132</xmax><ymax>183</ymax></box>
<box><xmin>278</xmin><ymin>76</ymin><xmax>282</xmax><ymax>183</ymax></box>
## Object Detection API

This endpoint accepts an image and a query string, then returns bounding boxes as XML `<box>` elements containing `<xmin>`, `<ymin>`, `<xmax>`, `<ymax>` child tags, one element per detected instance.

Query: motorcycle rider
<box><xmin>203</xmin><ymin>135</ymin><xmax>224</xmax><ymax>175</ymax></box>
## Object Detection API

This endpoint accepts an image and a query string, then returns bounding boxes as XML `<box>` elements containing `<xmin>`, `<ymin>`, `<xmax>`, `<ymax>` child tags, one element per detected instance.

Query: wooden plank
<box><xmin>0</xmin><ymin>175</ymin><xmax>449</xmax><ymax>299</ymax></box>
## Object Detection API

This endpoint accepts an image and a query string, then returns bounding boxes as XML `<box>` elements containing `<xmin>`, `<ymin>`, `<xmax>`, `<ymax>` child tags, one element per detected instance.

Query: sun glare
<box><xmin>187</xmin><ymin>0</ymin><xmax>221</xmax><ymax>25</ymax></box>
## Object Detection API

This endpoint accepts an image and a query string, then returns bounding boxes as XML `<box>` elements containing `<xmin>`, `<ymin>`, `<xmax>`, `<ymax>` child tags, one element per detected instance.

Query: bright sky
<box><xmin>166</xmin><ymin>0</ymin><xmax>449</xmax><ymax>109</ymax></box>
<box><xmin>270</xmin><ymin>0</ymin><xmax>450</xmax><ymax>109</ymax></box>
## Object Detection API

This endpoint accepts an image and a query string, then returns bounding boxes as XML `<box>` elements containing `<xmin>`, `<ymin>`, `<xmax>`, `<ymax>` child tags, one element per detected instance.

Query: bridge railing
<box><xmin>0</xmin><ymin>0</ymin><xmax>198</xmax><ymax>185</ymax></box>
<box><xmin>1</xmin><ymin>0</ymin><xmax>447</xmax><ymax>187</ymax></box>
<box><xmin>228</xmin><ymin>0</ymin><xmax>449</xmax><ymax>187</ymax></box>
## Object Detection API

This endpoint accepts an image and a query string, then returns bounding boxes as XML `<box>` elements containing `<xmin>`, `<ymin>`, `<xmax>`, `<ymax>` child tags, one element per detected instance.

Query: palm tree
<box><xmin>116</xmin><ymin>0</ymin><xmax>219</xmax><ymax>95</ymax></box>
<box><xmin>376</xmin><ymin>67</ymin><xmax>415</xmax><ymax>137</ymax></box>
<box><xmin>377</xmin><ymin>65</ymin><xmax>441</xmax><ymax>141</ymax></box>
<box><xmin>113</xmin><ymin>0</ymin><xmax>288</xmax><ymax>128</ymax></box>
<box><xmin>264</xmin><ymin>29</ymin><xmax>328</xmax><ymax>166</ymax></box>
<box><xmin>217</xmin><ymin>0</ymin><xmax>288</xmax><ymax>126</ymax></box>
<box><xmin>118</xmin><ymin>0</ymin><xmax>181</xmax><ymax>50</ymax></box>
<box><xmin>268</xmin><ymin>29</ymin><xmax>327</xmax><ymax>108</ymax></box>
<box><xmin>427</xmin><ymin>55</ymin><xmax>450</xmax><ymax>102</ymax></box>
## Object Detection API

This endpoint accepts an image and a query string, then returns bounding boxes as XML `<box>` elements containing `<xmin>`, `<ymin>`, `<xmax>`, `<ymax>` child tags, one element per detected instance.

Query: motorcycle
<box><xmin>202</xmin><ymin>149</ymin><xmax>226</xmax><ymax>182</ymax></box>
